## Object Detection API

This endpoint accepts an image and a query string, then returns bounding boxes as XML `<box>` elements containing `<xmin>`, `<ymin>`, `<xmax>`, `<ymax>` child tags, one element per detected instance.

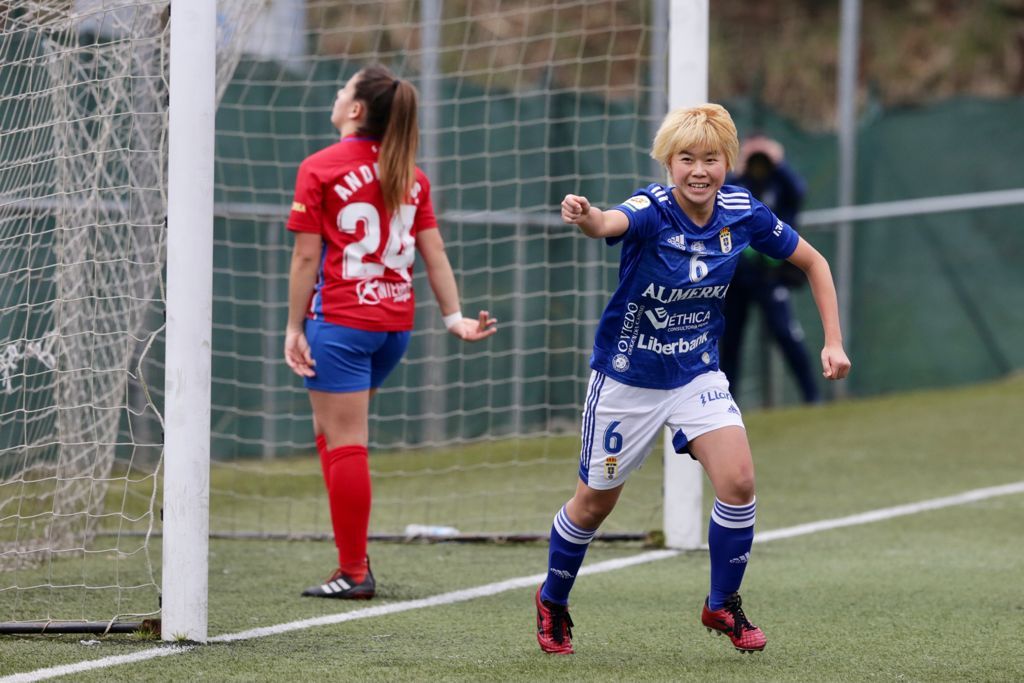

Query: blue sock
<box><xmin>540</xmin><ymin>505</ymin><xmax>596</xmax><ymax>606</ymax></box>
<box><xmin>707</xmin><ymin>497</ymin><xmax>756</xmax><ymax>610</ymax></box>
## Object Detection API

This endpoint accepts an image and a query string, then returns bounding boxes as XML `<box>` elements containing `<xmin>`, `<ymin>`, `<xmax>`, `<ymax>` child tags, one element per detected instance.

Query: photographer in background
<box><xmin>719</xmin><ymin>135</ymin><xmax>821</xmax><ymax>404</ymax></box>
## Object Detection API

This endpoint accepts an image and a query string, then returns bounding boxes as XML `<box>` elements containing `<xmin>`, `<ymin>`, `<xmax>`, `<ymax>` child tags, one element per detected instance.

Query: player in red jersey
<box><xmin>284</xmin><ymin>64</ymin><xmax>497</xmax><ymax>599</ymax></box>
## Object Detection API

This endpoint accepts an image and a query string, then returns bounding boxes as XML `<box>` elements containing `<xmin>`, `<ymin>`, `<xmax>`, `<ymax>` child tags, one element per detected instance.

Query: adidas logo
<box><xmin>666</xmin><ymin>234</ymin><xmax>687</xmax><ymax>251</ymax></box>
<box><xmin>549</xmin><ymin>568</ymin><xmax>575</xmax><ymax>579</ymax></box>
<box><xmin>729</xmin><ymin>552</ymin><xmax>750</xmax><ymax>564</ymax></box>
<box><xmin>321</xmin><ymin>577</ymin><xmax>352</xmax><ymax>593</ymax></box>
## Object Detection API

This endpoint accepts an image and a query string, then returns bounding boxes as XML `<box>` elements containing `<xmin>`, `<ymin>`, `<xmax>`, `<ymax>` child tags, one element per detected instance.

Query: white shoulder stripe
<box><xmin>717</xmin><ymin>190</ymin><xmax>750</xmax><ymax>198</ymax></box>
<box><xmin>717</xmin><ymin>199</ymin><xmax>751</xmax><ymax>209</ymax></box>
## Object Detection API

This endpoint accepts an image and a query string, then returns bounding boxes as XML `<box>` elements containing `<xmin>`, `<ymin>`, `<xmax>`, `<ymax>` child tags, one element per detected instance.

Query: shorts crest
<box><xmin>604</xmin><ymin>456</ymin><xmax>618</xmax><ymax>480</ymax></box>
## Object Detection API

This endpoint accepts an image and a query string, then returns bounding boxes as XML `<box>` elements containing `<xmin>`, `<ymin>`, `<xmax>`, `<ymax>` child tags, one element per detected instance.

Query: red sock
<box><xmin>324</xmin><ymin>444</ymin><xmax>371</xmax><ymax>583</ymax></box>
<box><xmin>315</xmin><ymin>434</ymin><xmax>328</xmax><ymax>491</ymax></box>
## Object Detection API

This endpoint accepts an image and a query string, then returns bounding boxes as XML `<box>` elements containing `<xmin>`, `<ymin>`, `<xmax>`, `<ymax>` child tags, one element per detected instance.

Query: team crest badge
<box><xmin>718</xmin><ymin>227</ymin><xmax>733</xmax><ymax>253</ymax></box>
<box><xmin>612</xmin><ymin>353</ymin><xmax>630</xmax><ymax>372</ymax></box>
<box><xmin>605</xmin><ymin>456</ymin><xmax>618</xmax><ymax>480</ymax></box>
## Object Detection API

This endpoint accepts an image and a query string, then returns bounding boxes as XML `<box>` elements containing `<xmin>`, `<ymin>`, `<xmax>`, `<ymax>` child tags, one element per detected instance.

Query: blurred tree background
<box><xmin>305</xmin><ymin>0</ymin><xmax>1024</xmax><ymax>128</ymax></box>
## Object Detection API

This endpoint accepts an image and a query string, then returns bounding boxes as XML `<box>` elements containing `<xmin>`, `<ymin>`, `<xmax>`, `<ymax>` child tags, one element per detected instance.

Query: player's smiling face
<box><xmin>668</xmin><ymin>145</ymin><xmax>727</xmax><ymax>217</ymax></box>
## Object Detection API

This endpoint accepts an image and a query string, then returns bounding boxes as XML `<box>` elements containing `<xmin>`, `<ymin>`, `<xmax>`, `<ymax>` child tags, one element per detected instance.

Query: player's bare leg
<box><xmin>690</xmin><ymin>426</ymin><xmax>766</xmax><ymax>652</ymax></box>
<box><xmin>689</xmin><ymin>426</ymin><xmax>755</xmax><ymax>506</ymax></box>
<box><xmin>565</xmin><ymin>478</ymin><xmax>623</xmax><ymax>529</ymax></box>
<box><xmin>310</xmin><ymin>388</ymin><xmax>372</xmax><ymax>448</ymax></box>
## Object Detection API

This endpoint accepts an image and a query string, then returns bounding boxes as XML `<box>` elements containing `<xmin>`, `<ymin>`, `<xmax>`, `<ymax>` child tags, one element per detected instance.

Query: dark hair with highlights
<box><xmin>353</xmin><ymin>64</ymin><xmax>419</xmax><ymax>214</ymax></box>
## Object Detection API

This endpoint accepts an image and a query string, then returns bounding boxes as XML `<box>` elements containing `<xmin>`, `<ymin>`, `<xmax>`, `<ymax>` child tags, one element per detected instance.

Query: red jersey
<box><xmin>287</xmin><ymin>136</ymin><xmax>438</xmax><ymax>331</ymax></box>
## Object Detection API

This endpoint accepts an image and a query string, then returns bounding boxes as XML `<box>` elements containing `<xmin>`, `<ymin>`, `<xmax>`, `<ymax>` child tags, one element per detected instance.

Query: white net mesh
<box><xmin>206</xmin><ymin>0</ymin><xmax>666</xmax><ymax>541</ymax></box>
<box><xmin>0</xmin><ymin>0</ymin><xmax>255</xmax><ymax>625</ymax></box>
<box><xmin>0</xmin><ymin>0</ymin><xmax>668</xmax><ymax>626</ymax></box>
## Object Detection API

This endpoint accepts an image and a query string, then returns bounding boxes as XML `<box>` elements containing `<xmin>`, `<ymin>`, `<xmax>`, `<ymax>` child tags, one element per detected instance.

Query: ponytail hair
<box><xmin>353</xmin><ymin>64</ymin><xmax>419</xmax><ymax>214</ymax></box>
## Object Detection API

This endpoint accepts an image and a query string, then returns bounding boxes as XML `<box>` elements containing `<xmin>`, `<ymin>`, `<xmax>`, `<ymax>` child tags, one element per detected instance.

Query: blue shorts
<box><xmin>303</xmin><ymin>319</ymin><xmax>411</xmax><ymax>393</ymax></box>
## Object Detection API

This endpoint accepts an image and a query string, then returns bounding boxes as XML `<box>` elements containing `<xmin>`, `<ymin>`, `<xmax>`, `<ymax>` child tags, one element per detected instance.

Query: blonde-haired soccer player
<box><xmin>535</xmin><ymin>104</ymin><xmax>850</xmax><ymax>654</ymax></box>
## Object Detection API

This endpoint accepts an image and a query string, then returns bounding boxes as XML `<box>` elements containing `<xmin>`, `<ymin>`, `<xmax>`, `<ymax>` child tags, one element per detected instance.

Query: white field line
<box><xmin>3</xmin><ymin>481</ymin><xmax>1022</xmax><ymax>683</ymax></box>
<box><xmin>753</xmin><ymin>481</ymin><xmax>1024</xmax><ymax>544</ymax></box>
<box><xmin>0</xmin><ymin>646</ymin><xmax>197</xmax><ymax>683</ymax></box>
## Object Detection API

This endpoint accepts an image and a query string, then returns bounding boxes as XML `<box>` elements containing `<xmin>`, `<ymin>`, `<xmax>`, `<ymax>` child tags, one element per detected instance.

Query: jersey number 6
<box><xmin>603</xmin><ymin>421</ymin><xmax>623</xmax><ymax>454</ymax></box>
<box><xmin>688</xmin><ymin>254</ymin><xmax>709</xmax><ymax>283</ymax></box>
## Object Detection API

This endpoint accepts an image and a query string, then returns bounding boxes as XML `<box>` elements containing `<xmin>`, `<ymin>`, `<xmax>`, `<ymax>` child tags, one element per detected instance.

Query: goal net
<box><xmin>0</xmin><ymin>0</ymin><xmax>670</xmax><ymax>629</ymax></box>
<box><xmin>207</xmin><ymin>0</ymin><xmax>667</xmax><ymax>543</ymax></box>
<box><xmin>0</xmin><ymin>0</ymin><xmax>254</xmax><ymax>630</ymax></box>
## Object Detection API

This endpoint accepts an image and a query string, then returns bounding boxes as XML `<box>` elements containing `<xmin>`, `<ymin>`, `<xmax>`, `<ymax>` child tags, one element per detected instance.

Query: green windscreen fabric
<box><xmin>207</xmin><ymin>63</ymin><xmax>1024</xmax><ymax>452</ymax></box>
<box><xmin>728</xmin><ymin>98</ymin><xmax>1024</xmax><ymax>403</ymax></box>
<box><xmin>5</xmin><ymin>44</ymin><xmax>1012</xmax><ymax>454</ymax></box>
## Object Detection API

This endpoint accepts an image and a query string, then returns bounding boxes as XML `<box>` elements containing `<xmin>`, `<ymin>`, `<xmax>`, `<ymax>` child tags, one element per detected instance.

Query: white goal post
<box><xmin>661</xmin><ymin>0</ymin><xmax>708</xmax><ymax>551</ymax></box>
<box><xmin>162</xmin><ymin>0</ymin><xmax>216</xmax><ymax>644</ymax></box>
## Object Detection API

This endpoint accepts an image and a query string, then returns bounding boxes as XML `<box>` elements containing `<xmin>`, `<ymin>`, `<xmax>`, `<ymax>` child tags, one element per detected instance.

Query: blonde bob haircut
<box><xmin>650</xmin><ymin>103</ymin><xmax>739</xmax><ymax>171</ymax></box>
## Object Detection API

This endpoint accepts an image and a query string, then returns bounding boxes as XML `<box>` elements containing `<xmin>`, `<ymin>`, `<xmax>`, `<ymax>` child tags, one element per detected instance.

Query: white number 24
<box><xmin>337</xmin><ymin>202</ymin><xmax>417</xmax><ymax>282</ymax></box>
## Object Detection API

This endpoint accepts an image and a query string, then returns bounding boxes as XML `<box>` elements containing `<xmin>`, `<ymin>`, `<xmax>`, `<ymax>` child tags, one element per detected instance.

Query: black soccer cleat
<box><xmin>301</xmin><ymin>562</ymin><xmax>375</xmax><ymax>600</ymax></box>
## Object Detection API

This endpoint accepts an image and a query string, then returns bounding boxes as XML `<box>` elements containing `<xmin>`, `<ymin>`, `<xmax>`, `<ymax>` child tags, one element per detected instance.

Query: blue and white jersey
<box><xmin>591</xmin><ymin>183</ymin><xmax>800</xmax><ymax>389</ymax></box>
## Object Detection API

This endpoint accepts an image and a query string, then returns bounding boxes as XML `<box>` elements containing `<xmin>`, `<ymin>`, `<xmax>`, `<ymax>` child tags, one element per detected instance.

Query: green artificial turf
<box><xmin>1</xmin><ymin>376</ymin><xmax>1022</xmax><ymax>681</ymax></box>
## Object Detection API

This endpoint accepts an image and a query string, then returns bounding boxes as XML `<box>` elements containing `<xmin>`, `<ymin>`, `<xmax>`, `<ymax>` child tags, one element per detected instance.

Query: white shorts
<box><xmin>578</xmin><ymin>370</ymin><xmax>745</xmax><ymax>490</ymax></box>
